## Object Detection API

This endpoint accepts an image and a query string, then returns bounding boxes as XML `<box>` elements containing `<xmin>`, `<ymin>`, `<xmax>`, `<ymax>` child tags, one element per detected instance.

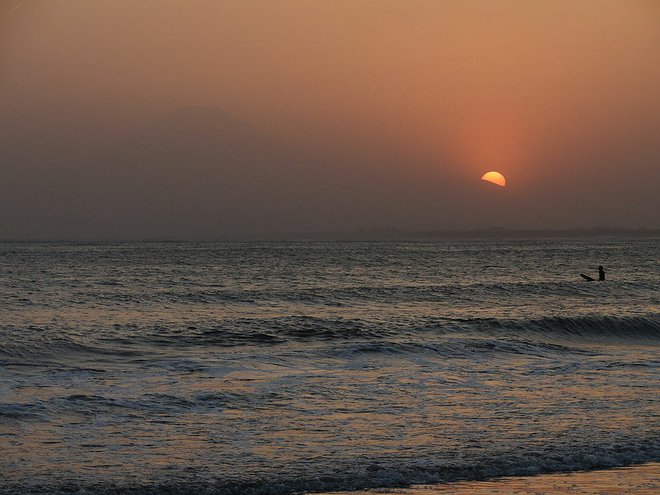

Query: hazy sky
<box><xmin>2</xmin><ymin>0</ymin><xmax>659</xmax><ymax>238</ymax></box>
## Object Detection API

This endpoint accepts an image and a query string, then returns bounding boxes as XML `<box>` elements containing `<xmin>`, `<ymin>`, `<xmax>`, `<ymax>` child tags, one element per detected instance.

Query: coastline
<box><xmin>314</xmin><ymin>462</ymin><xmax>660</xmax><ymax>495</ymax></box>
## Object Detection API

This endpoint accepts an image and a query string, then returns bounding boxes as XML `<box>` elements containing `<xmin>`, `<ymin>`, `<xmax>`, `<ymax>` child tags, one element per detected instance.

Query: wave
<box><xmin>17</xmin><ymin>279</ymin><xmax>657</xmax><ymax>308</ymax></box>
<box><xmin>0</xmin><ymin>388</ymin><xmax>283</xmax><ymax>424</ymax></box>
<box><xmin>336</xmin><ymin>337</ymin><xmax>592</xmax><ymax>361</ymax></box>
<box><xmin>466</xmin><ymin>314</ymin><xmax>660</xmax><ymax>339</ymax></box>
<box><xmin>123</xmin><ymin>314</ymin><xmax>660</xmax><ymax>346</ymax></box>
<box><xmin>0</xmin><ymin>325</ymin><xmax>142</xmax><ymax>368</ymax></box>
<box><xmin>1</xmin><ymin>314</ymin><xmax>657</xmax><ymax>367</ymax></box>
<box><xmin>1</xmin><ymin>440</ymin><xmax>658</xmax><ymax>494</ymax></box>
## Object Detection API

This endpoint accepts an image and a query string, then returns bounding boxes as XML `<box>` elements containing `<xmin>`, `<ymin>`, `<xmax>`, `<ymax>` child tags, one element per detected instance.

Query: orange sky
<box><xmin>1</xmin><ymin>0</ymin><xmax>659</xmax><ymax>237</ymax></box>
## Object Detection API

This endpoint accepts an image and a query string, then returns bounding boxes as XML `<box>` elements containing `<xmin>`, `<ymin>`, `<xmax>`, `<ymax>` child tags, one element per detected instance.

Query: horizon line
<box><xmin>2</xmin><ymin>227</ymin><xmax>659</xmax><ymax>243</ymax></box>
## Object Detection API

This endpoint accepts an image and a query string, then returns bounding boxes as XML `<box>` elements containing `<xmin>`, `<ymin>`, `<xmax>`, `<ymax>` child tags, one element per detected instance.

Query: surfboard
<box><xmin>580</xmin><ymin>274</ymin><xmax>595</xmax><ymax>281</ymax></box>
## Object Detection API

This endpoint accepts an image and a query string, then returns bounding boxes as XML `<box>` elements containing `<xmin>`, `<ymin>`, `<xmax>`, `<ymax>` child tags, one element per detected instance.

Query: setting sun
<box><xmin>481</xmin><ymin>171</ymin><xmax>506</xmax><ymax>187</ymax></box>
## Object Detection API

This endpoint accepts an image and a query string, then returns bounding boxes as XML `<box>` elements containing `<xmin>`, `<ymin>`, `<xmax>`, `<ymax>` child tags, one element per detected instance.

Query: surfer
<box><xmin>580</xmin><ymin>266</ymin><xmax>605</xmax><ymax>281</ymax></box>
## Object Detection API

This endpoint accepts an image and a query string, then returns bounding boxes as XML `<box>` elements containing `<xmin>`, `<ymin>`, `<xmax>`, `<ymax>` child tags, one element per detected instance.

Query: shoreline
<box><xmin>314</xmin><ymin>462</ymin><xmax>660</xmax><ymax>495</ymax></box>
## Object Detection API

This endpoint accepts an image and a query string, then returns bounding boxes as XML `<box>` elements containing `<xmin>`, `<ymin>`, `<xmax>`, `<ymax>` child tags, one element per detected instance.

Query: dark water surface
<box><xmin>1</xmin><ymin>240</ymin><xmax>658</xmax><ymax>494</ymax></box>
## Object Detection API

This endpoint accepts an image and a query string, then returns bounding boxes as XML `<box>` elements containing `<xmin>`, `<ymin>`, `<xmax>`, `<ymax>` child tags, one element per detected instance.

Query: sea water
<box><xmin>1</xmin><ymin>240</ymin><xmax>658</xmax><ymax>494</ymax></box>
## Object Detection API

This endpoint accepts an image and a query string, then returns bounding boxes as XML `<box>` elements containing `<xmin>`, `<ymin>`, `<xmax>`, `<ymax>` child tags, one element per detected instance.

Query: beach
<box><xmin>317</xmin><ymin>463</ymin><xmax>660</xmax><ymax>494</ymax></box>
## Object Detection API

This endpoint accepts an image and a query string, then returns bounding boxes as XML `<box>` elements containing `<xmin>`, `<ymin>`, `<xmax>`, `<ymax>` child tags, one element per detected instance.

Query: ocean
<box><xmin>1</xmin><ymin>239</ymin><xmax>658</xmax><ymax>494</ymax></box>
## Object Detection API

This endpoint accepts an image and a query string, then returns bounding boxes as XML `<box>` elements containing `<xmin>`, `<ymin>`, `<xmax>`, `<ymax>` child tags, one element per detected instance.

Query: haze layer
<box><xmin>2</xmin><ymin>1</ymin><xmax>659</xmax><ymax>239</ymax></box>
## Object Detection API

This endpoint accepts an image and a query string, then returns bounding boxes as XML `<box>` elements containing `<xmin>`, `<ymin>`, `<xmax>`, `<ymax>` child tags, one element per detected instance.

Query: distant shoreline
<box><xmin>1</xmin><ymin>228</ymin><xmax>659</xmax><ymax>242</ymax></box>
<box><xmin>279</xmin><ymin>227</ymin><xmax>660</xmax><ymax>241</ymax></box>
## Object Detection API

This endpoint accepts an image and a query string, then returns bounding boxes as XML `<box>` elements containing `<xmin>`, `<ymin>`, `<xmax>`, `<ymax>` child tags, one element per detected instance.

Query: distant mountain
<box><xmin>0</xmin><ymin>105</ymin><xmax>466</xmax><ymax>239</ymax></box>
<box><xmin>81</xmin><ymin>105</ymin><xmax>309</xmax><ymax>237</ymax></box>
<box><xmin>107</xmin><ymin>105</ymin><xmax>278</xmax><ymax>174</ymax></box>
<box><xmin>120</xmin><ymin>105</ymin><xmax>269</xmax><ymax>155</ymax></box>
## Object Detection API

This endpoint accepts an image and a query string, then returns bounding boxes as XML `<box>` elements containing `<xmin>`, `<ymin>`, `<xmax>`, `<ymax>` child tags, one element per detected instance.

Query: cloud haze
<box><xmin>1</xmin><ymin>0</ymin><xmax>659</xmax><ymax>238</ymax></box>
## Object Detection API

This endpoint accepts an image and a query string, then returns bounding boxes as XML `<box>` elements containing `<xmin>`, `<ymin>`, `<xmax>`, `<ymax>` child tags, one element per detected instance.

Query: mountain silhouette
<box><xmin>124</xmin><ymin>105</ymin><xmax>268</xmax><ymax>155</ymax></box>
<box><xmin>71</xmin><ymin>105</ymin><xmax>303</xmax><ymax>237</ymax></box>
<box><xmin>109</xmin><ymin>105</ymin><xmax>278</xmax><ymax>177</ymax></box>
<box><xmin>1</xmin><ymin>105</ymin><xmax>456</xmax><ymax>239</ymax></box>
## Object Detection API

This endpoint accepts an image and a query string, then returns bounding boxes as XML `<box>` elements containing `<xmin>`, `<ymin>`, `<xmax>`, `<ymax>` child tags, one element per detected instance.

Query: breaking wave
<box><xmin>1</xmin><ymin>314</ymin><xmax>657</xmax><ymax>368</ymax></box>
<box><xmin>2</xmin><ymin>439</ymin><xmax>658</xmax><ymax>494</ymax></box>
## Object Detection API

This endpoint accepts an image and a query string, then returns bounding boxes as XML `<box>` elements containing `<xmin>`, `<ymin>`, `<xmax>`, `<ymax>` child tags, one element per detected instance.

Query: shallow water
<box><xmin>1</xmin><ymin>240</ymin><xmax>658</xmax><ymax>494</ymax></box>
<box><xmin>319</xmin><ymin>462</ymin><xmax>660</xmax><ymax>495</ymax></box>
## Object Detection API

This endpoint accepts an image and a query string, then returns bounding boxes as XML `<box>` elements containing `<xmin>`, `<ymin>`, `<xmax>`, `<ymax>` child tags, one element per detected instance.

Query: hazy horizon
<box><xmin>2</xmin><ymin>1</ymin><xmax>659</xmax><ymax>239</ymax></box>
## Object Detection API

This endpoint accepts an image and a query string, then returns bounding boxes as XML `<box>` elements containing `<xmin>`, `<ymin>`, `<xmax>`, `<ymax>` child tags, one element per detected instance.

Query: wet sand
<box><xmin>316</xmin><ymin>462</ymin><xmax>660</xmax><ymax>494</ymax></box>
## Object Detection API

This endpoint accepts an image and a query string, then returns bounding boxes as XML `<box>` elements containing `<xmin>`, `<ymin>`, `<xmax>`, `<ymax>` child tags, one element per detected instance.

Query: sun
<box><xmin>481</xmin><ymin>171</ymin><xmax>506</xmax><ymax>187</ymax></box>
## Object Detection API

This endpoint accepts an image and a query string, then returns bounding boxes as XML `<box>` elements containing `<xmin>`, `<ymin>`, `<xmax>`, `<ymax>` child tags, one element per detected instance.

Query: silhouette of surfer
<box><xmin>580</xmin><ymin>266</ymin><xmax>605</xmax><ymax>281</ymax></box>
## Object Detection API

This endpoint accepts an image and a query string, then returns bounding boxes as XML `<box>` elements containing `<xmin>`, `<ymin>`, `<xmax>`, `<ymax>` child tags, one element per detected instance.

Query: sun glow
<box><xmin>481</xmin><ymin>171</ymin><xmax>506</xmax><ymax>187</ymax></box>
